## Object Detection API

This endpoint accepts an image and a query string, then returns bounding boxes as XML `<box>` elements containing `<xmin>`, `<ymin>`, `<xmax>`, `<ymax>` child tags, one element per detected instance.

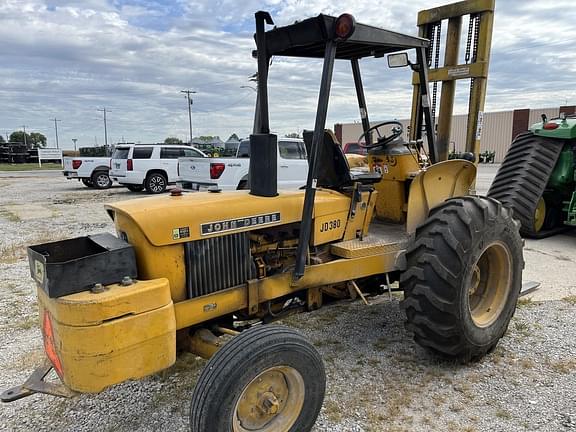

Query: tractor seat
<box><xmin>350</xmin><ymin>172</ymin><xmax>382</xmax><ymax>185</ymax></box>
<box><xmin>303</xmin><ymin>130</ymin><xmax>381</xmax><ymax>189</ymax></box>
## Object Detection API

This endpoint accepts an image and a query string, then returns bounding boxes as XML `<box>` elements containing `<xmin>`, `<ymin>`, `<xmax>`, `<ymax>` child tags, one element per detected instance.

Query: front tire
<box><xmin>400</xmin><ymin>196</ymin><xmax>523</xmax><ymax>362</ymax></box>
<box><xmin>190</xmin><ymin>325</ymin><xmax>325</xmax><ymax>432</ymax></box>
<box><xmin>145</xmin><ymin>172</ymin><xmax>167</xmax><ymax>194</ymax></box>
<box><xmin>91</xmin><ymin>171</ymin><xmax>112</xmax><ymax>189</ymax></box>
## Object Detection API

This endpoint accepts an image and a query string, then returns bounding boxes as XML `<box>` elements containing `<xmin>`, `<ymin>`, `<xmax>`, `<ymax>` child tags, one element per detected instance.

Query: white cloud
<box><xmin>1</xmin><ymin>0</ymin><xmax>575</xmax><ymax>148</ymax></box>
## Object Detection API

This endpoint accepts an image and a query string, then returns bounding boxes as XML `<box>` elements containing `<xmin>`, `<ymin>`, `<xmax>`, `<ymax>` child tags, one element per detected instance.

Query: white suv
<box><xmin>110</xmin><ymin>144</ymin><xmax>207</xmax><ymax>193</ymax></box>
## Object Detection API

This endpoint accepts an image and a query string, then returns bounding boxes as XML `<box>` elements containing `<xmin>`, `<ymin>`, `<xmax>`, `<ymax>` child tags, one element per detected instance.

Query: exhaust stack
<box><xmin>249</xmin><ymin>133</ymin><xmax>278</xmax><ymax>197</ymax></box>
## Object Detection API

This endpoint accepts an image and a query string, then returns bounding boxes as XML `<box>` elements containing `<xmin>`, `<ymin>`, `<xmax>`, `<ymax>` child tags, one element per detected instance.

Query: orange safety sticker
<box><xmin>42</xmin><ymin>311</ymin><xmax>63</xmax><ymax>378</ymax></box>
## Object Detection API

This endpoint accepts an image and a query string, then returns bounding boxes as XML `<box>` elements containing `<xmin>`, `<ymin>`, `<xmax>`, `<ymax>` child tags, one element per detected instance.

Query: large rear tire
<box><xmin>400</xmin><ymin>196</ymin><xmax>523</xmax><ymax>362</ymax></box>
<box><xmin>487</xmin><ymin>132</ymin><xmax>564</xmax><ymax>237</ymax></box>
<box><xmin>190</xmin><ymin>325</ymin><xmax>325</xmax><ymax>432</ymax></box>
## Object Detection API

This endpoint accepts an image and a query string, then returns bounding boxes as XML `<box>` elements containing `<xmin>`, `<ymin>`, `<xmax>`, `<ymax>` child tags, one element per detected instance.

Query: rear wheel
<box><xmin>81</xmin><ymin>179</ymin><xmax>94</xmax><ymax>188</ymax></box>
<box><xmin>145</xmin><ymin>172</ymin><xmax>167</xmax><ymax>194</ymax></box>
<box><xmin>91</xmin><ymin>171</ymin><xmax>112</xmax><ymax>189</ymax></box>
<box><xmin>400</xmin><ymin>196</ymin><xmax>523</xmax><ymax>362</ymax></box>
<box><xmin>190</xmin><ymin>325</ymin><xmax>325</xmax><ymax>432</ymax></box>
<box><xmin>533</xmin><ymin>197</ymin><xmax>546</xmax><ymax>233</ymax></box>
<box><xmin>126</xmin><ymin>184</ymin><xmax>144</xmax><ymax>192</ymax></box>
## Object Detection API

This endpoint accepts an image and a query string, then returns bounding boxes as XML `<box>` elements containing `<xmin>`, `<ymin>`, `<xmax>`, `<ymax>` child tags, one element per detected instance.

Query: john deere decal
<box><xmin>201</xmin><ymin>212</ymin><xmax>281</xmax><ymax>235</ymax></box>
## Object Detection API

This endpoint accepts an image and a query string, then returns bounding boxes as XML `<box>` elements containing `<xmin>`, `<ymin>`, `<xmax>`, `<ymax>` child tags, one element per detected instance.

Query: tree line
<box><xmin>163</xmin><ymin>132</ymin><xmax>300</xmax><ymax>145</ymax></box>
<box><xmin>1</xmin><ymin>131</ymin><xmax>47</xmax><ymax>148</ymax></box>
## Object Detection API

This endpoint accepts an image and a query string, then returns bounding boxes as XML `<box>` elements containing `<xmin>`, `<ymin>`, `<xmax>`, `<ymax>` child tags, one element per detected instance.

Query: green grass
<box><xmin>0</xmin><ymin>163</ymin><xmax>62</xmax><ymax>171</ymax></box>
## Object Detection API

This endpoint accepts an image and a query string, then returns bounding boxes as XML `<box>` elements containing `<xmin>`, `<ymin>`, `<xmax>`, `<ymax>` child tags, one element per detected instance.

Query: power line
<box><xmin>191</xmin><ymin>77</ymin><xmax>246</xmax><ymax>89</ymax></box>
<box><xmin>193</xmin><ymin>92</ymin><xmax>253</xmax><ymax>113</ymax></box>
<box><xmin>497</xmin><ymin>37</ymin><xmax>576</xmax><ymax>54</ymax></box>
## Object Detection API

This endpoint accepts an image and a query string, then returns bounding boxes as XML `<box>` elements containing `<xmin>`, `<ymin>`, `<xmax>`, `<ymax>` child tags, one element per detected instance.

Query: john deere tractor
<box><xmin>489</xmin><ymin>115</ymin><xmax>576</xmax><ymax>237</ymax></box>
<box><xmin>3</xmin><ymin>2</ymin><xmax>522</xmax><ymax>431</ymax></box>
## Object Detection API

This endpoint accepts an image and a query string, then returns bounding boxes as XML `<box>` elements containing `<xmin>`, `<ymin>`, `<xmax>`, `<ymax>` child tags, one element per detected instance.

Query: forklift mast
<box><xmin>411</xmin><ymin>0</ymin><xmax>495</xmax><ymax>162</ymax></box>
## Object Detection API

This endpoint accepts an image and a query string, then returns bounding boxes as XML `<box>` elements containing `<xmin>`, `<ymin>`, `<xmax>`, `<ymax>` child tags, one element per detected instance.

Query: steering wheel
<box><xmin>357</xmin><ymin>121</ymin><xmax>403</xmax><ymax>149</ymax></box>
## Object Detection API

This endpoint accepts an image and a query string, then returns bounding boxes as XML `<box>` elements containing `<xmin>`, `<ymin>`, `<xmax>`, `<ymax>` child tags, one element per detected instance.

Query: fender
<box><xmin>406</xmin><ymin>160</ymin><xmax>476</xmax><ymax>233</ymax></box>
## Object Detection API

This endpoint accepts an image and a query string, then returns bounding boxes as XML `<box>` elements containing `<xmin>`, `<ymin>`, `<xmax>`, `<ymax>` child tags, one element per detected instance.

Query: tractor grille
<box><xmin>184</xmin><ymin>232</ymin><xmax>252</xmax><ymax>298</ymax></box>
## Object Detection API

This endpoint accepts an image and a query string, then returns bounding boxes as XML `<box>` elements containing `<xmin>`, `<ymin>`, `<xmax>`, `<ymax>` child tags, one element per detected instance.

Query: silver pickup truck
<box><xmin>62</xmin><ymin>157</ymin><xmax>112</xmax><ymax>189</ymax></box>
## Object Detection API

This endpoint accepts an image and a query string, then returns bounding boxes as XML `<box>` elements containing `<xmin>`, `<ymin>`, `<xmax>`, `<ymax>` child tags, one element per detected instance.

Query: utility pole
<box><xmin>97</xmin><ymin>108</ymin><xmax>110</xmax><ymax>148</ymax></box>
<box><xmin>51</xmin><ymin>118</ymin><xmax>61</xmax><ymax>148</ymax></box>
<box><xmin>241</xmin><ymin>84</ymin><xmax>259</xmax><ymax>134</ymax></box>
<box><xmin>180</xmin><ymin>90</ymin><xmax>196</xmax><ymax>144</ymax></box>
<box><xmin>72</xmin><ymin>138</ymin><xmax>77</xmax><ymax>151</ymax></box>
<box><xmin>21</xmin><ymin>125</ymin><xmax>27</xmax><ymax>147</ymax></box>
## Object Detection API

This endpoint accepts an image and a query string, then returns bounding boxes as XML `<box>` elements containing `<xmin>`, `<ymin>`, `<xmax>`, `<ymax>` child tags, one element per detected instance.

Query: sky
<box><xmin>1</xmin><ymin>0</ymin><xmax>576</xmax><ymax>149</ymax></box>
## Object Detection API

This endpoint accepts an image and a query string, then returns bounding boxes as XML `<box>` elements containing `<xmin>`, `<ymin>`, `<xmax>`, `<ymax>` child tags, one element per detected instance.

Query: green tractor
<box><xmin>489</xmin><ymin>114</ymin><xmax>576</xmax><ymax>237</ymax></box>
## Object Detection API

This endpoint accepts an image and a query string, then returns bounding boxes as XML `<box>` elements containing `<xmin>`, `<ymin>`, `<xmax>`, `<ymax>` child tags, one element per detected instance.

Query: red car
<box><xmin>342</xmin><ymin>142</ymin><xmax>367</xmax><ymax>155</ymax></box>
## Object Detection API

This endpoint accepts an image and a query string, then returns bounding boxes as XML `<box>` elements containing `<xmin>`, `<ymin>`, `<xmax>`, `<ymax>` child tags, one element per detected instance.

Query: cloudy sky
<box><xmin>1</xmin><ymin>0</ymin><xmax>576</xmax><ymax>149</ymax></box>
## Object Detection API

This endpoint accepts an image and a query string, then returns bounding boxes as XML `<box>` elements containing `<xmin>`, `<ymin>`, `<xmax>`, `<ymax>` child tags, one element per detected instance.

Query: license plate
<box><xmin>115</xmin><ymin>163</ymin><xmax>121</xmax><ymax>169</ymax></box>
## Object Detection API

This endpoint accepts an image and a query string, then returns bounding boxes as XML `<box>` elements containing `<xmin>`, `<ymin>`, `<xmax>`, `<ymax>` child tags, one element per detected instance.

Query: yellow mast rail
<box><xmin>412</xmin><ymin>61</ymin><xmax>489</xmax><ymax>83</ymax></box>
<box><xmin>410</xmin><ymin>0</ymin><xmax>495</xmax><ymax>163</ymax></box>
<box><xmin>417</xmin><ymin>0</ymin><xmax>495</xmax><ymax>25</ymax></box>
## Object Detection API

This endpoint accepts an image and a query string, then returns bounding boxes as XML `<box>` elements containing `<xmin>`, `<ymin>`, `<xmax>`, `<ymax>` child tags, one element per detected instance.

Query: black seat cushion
<box><xmin>350</xmin><ymin>172</ymin><xmax>382</xmax><ymax>185</ymax></box>
<box><xmin>303</xmin><ymin>130</ymin><xmax>356</xmax><ymax>189</ymax></box>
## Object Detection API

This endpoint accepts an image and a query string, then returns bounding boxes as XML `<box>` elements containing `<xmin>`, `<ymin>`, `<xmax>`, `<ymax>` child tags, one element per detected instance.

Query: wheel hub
<box><xmin>469</xmin><ymin>265</ymin><xmax>481</xmax><ymax>296</ymax></box>
<box><xmin>234</xmin><ymin>366</ymin><xmax>304</xmax><ymax>432</ymax></box>
<box><xmin>258</xmin><ymin>392</ymin><xmax>280</xmax><ymax>415</ymax></box>
<box><xmin>468</xmin><ymin>241</ymin><xmax>512</xmax><ymax>328</ymax></box>
<box><xmin>534</xmin><ymin>197</ymin><xmax>546</xmax><ymax>233</ymax></box>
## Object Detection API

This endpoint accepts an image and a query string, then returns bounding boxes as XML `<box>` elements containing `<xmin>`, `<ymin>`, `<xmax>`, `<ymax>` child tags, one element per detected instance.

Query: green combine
<box><xmin>489</xmin><ymin>114</ymin><xmax>576</xmax><ymax>237</ymax></box>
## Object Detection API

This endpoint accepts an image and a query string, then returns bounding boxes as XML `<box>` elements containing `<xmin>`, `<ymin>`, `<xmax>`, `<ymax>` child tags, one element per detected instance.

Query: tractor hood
<box><xmin>531</xmin><ymin>117</ymin><xmax>576</xmax><ymax>139</ymax></box>
<box><xmin>105</xmin><ymin>189</ymin><xmax>350</xmax><ymax>246</ymax></box>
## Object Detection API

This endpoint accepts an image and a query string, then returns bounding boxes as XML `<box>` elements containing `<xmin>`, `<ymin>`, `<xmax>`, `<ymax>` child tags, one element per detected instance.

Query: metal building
<box><xmin>335</xmin><ymin>105</ymin><xmax>574</xmax><ymax>162</ymax></box>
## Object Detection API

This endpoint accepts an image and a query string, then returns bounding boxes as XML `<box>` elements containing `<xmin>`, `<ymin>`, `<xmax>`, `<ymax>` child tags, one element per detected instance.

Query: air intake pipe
<box><xmin>249</xmin><ymin>133</ymin><xmax>278</xmax><ymax>197</ymax></box>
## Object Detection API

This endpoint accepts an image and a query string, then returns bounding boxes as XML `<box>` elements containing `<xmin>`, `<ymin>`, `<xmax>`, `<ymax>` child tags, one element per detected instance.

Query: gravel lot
<box><xmin>0</xmin><ymin>171</ymin><xmax>575</xmax><ymax>432</ymax></box>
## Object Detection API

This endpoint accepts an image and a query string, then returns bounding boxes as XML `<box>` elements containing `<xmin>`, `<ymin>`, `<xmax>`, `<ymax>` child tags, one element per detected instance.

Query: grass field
<box><xmin>0</xmin><ymin>163</ymin><xmax>62</xmax><ymax>171</ymax></box>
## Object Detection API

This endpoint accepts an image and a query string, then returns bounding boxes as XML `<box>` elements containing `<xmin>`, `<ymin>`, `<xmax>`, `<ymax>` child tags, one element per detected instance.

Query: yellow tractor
<box><xmin>4</xmin><ymin>2</ymin><xmax>521</xmax><ymax>431</ymax></box>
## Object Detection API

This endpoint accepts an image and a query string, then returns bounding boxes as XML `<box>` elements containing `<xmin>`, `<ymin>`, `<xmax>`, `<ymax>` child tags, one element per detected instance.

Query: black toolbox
<box><xmin>27</xmin><ymin>233</ymin><xmax>137</xmax><ymax>298</ymax></box>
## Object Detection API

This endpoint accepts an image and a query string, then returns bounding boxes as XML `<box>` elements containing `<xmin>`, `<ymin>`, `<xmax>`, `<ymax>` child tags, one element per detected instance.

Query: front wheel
<box><xmin>145</xmin><ymin>172</ymin><xmax>167</xmax><ymax>194</ymax></box>
<box><xmin>400</xmin><ymin>196</ymin><xmax>523</xmax><ymax>362</ymax></box>
<box><xmin>190</xmin><ymin>325</ymin><xmax>325</xmax><ymax>432</ymax></box>
<box><xmin>91</xmin><ymin>171</ymin><xmax>112</xmax><ymax>189</ymax></box>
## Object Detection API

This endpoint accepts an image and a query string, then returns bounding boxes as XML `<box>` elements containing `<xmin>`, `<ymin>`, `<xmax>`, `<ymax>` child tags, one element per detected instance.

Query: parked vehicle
<box><xmin>178</xmin><ymin>138</ymin><xmax>308</xmax><ymax>190</ymax></box>
<box><xmin>62</xmin><ymin>157</ymin><xmax>112</xmax><ymax>189</ymax></box>
<box><xmin>110</xmin><ymin>144</ymin><xmax>207</xmax><ymax>193</ymax></box>
<box><xmin>342</xmin><ymin>142</ymin><xmax>367</xmax><ymax>155</ymax></box>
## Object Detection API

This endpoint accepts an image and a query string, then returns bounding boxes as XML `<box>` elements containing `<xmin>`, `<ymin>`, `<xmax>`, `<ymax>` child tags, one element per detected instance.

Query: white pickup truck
<box><xmin>62</xmin><ymin>157</ymin><xmax>112</xmax><ymax>189</ymax></box>
<box><xmin>178</xmin><ymin>138</ymin><xmax>308</xmax><ymax>190</ymax></box>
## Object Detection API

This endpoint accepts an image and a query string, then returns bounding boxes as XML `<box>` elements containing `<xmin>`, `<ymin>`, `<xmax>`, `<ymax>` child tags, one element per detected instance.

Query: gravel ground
<box><xmin>0</xmin><ymin>173</ymin><xmax>575</xmax><ymax>432</ymax></box>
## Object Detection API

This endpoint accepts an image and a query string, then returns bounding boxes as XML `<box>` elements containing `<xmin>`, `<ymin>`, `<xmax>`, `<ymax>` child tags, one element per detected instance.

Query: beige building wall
<box><xmin>528</xmin><ymin>108</ymin><xmax>559</xmax><ymax>127</ymax></box>
<box><xmin>338</xmin><ymin>119</ymin><xmax>411</xmax><ymax>146</ymax></box>
<box><xmin>336</xmin><ymin>106</ymin><xmax>566</xmax><ymax>163</ymax></box>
